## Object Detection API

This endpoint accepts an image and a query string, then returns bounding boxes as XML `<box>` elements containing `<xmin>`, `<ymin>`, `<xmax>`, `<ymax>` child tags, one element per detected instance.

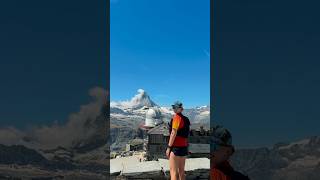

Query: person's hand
<box><xmin>166</xmin><ymin>147</ymin><xmax>171</xmax><ymax>158</ymax></box>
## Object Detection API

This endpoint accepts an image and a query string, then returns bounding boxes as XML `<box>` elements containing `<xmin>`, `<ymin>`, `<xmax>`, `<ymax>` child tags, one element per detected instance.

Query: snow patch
<box><xmin>278</xmin><ymin>139</ymin><xmax>311</xmax><ymax>150</ymax></box>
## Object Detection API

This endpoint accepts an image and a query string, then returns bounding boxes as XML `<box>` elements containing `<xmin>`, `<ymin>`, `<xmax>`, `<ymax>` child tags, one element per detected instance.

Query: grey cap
<box><xmin>171</xmin><ymin>101</ymin><xmax>183</xmax><ymax>109</ymax></box>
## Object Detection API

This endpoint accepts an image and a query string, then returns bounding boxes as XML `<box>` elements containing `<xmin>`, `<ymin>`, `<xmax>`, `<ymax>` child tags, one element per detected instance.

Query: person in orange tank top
<box><xmin>166</xmin><ymin>101</ymin><xmax>190</xmax><ymax>180</ymax></box>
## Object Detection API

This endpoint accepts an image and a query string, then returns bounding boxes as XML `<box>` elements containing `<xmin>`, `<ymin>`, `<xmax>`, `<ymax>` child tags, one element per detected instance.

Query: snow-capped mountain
<box><xmin>111</xmin><ymin>89</ymin><xmax>209</xmax><ymax>121</ymax></box>
<box><xmin>231</xmin><ymin>136</ymin><xmax>320</xmax><ymax>180</ymax></box>
<box><xmin>110</xmin><ymin>89</ymin><xmax>210</xmax><ymax>151</ymax></box>
<box><xmin>184</xmin><ymin>105</ymin><xmax>210</xmax><ymax>125</ymax></box>
<box><xmin>110</xmin><ymin>89</ymin><xmax>210</xmax><ymax>127</ymax></box>
<box><xmin>111</xmin><ymin>89</ymin><xmax>157</xmax><ymax>110</ymax></box>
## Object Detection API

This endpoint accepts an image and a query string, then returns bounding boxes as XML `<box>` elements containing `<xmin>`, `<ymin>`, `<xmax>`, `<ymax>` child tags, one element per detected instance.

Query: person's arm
<box><xmin>168</xmin><ymin>128</ymin><xmax>177</xmax><ymax>148</ymax></box>
<box><xmin>166</xmin><ymin>115</ymin><xmax>181</xmax><ymax>157</ymax></box>
<box><xmin>166</xmin><ymin>128</ymin><xmax>177</xmax><ymax>158</ymax></box>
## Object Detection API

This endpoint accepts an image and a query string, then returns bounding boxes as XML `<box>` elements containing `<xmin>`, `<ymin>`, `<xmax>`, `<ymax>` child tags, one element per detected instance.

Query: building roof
<box><xmin>128</xmin><ymin>138</ymin><xmax>144</xmax><ymax>146</ymax></box>
<box><xmin>147</xmin><ymin>123</ymin><xmax>169</xmax><ymax>136</ymax></box>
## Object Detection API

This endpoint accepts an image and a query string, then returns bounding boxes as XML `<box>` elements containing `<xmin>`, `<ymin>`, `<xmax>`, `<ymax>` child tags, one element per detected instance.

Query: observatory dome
<box><xmin>145</xmin><ymin>107</ymin><xmax>163</xmax><ymax>127</ymax></box>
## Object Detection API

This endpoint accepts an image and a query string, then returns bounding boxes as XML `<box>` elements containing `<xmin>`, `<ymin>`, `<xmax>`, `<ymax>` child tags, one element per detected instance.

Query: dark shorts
<box><xmin>171</xmin><ymin>146</ymin><xmax>189</xmax><ymax>157</ymax></box>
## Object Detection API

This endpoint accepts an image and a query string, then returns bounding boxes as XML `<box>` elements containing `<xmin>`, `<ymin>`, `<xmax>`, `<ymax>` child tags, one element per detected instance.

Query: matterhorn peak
<box><xmin>130</xmin><ymin>89</ymin><xmax>157</xmax><ymax>109</ymax></box>
<box><xmin>111</xmin><ymin>89</ymin><xmax>157</xmax><ymax>110</ymax></box>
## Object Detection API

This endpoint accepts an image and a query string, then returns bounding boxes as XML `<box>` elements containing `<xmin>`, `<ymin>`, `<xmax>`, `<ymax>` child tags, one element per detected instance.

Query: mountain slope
<box><xmin>231</xmin><ymin>136</ymin><xmax>320</xmax><ymax>180</ymax></box>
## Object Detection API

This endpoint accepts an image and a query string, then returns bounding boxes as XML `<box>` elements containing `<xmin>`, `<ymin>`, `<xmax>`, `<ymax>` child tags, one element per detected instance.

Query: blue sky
<box><xmin>110</xmin><ymin>0</ymin><xmax>210</xmax><ymax>108</ymax></box>
<box><xmin>0</xmin><ymin>1</ymin><xmax>106</xmax><ymax>128</ymax></box>
<box><xmin>214</xmin><ymin>0</ymin><xmax>320</xmax><ymax>147</ymax></box>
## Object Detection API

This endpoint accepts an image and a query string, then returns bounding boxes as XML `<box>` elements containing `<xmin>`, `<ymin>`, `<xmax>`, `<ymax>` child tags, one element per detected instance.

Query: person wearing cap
<box><xmin>210</xmin><ymin>125</ymin><xmax>250</xmax><ymax>180</ymax></box>
<box><xmin>166</xmin><ymin>101</ymin><xmax>190</xmax><ymax>180</ymax></box>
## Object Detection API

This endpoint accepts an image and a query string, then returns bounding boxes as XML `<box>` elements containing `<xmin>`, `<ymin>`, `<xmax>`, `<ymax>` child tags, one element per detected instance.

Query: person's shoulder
<box><xmin>173</xmin><ymin>114</ymin><xmax>182</xmax><ymax>120</ymax></box>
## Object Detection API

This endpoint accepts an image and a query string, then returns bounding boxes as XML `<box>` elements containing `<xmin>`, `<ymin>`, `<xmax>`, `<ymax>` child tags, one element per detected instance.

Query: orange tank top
<box><xmin>171</xmin><ymin>113</ymin><xmax>188</xmax><ymax>147</ymax></box>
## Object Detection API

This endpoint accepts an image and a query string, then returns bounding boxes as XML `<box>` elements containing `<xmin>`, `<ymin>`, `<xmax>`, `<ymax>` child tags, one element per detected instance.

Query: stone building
<box><xmin>138</xmin><ymin>107</ymin><xmax>164</xmax><ymax>140</ymax></box>
<box><xmin>125</xmin><ymin>138</ymin><xmax>145</xmax><ymax>152</ymax></box>
<box><xmin>146</xmin><ymin>123</ymin><xmax>170</xmax><ymax>160</ymax></box>
<box><xmin>146</xmin><ymin>123</ymin><xmax>212</xmax><ymax>160</ymax></box>
<box><xmin>189</xmin><ymin>126</ymin><xmax>212</xmax><ymax>143</ymax></box>
<box><xmin>188</xmin><ymin>127</ymin><xmax>212</xmax><ymax>158</ymax></box>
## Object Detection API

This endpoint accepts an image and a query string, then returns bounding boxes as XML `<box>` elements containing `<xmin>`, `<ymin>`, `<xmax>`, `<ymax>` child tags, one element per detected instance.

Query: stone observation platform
<box><xmin>110</xmin><ymin>156</ymin><xmax>210</xmax><ymax>179</ymax></box>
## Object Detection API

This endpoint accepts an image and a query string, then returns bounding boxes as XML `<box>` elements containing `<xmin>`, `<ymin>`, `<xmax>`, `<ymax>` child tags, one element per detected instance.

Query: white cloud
<box><xmin>0</xmin><ymin>87</ymin><xmax>107</xmax><ymax>150</ymax></box>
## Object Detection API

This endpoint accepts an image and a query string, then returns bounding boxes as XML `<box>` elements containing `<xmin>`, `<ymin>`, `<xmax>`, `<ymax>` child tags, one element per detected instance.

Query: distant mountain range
<box><xmin>110</xmin><ymin>89</ymin><xmax>210</xmax><ymax>151</ymax></box>
<box><xmin>110</xmin><ymin>89</ymin><xmax>210</xmax><ymax>126</ymax></box>
<box><xmin>232</xmin><ymin>136</ymin><xmax>320</xmax><ymax>180</ymax></box>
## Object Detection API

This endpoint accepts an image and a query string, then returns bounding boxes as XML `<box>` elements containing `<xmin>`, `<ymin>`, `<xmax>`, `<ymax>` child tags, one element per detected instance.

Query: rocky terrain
<box><xmin>231</xmin><ymin>136</ymin><xmax>320</xmax><ymax>180</ymax></box>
